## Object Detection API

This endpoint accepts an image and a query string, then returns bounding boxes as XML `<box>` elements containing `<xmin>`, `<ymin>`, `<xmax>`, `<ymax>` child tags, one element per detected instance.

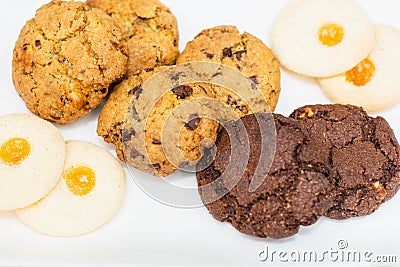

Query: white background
<box><xmin>1</xmin><ymin>0</ymin><xmax>400</xmax><ymax>266</ymax></box>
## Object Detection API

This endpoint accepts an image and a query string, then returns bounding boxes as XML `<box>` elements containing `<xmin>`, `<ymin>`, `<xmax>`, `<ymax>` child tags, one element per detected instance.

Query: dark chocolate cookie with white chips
<box><xmin>197</xmin><ymin>113</ymin><xmax>333</xmax><ymax>239</ymax></box>
<box><xmin>290</xmin><ymin>104</ymin><xmax>400</xmax><ymax>219</ymax></box>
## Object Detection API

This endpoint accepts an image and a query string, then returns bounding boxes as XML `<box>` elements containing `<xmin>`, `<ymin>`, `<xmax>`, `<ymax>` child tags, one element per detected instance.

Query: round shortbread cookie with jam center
<box><xmin>0</xmin><ymin>113</ymin><xmax>66</xmax><ymax>211</ymax></box>
<box><xmin>270</xmin><ymin>0</ymin><xmax>374</xmax><ymax>77</ymax></box>
<box><xmin>318</xmin><ymin>24</ymin><xmax>400</xmax><ymax>113</ymax></box>
<box><xmin>15</xmin><ymin>140</ymin><xmax>126</xmax><ymax>237</ymax></box>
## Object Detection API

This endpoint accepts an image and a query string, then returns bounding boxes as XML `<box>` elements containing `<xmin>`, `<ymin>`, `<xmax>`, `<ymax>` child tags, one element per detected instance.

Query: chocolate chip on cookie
<box><xmin>197</xmin><ymin>113</ymin><xmax>332</xmax><ymax>239</ymax></box>
<box><xmin>290</xmin><ymin>104</ymin><xmax>400</xmax><ymax>219</ymax></box>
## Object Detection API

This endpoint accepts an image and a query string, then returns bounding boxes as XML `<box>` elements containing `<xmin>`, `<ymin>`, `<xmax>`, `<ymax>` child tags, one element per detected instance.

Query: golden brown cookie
<box><xmin>99</xmin><ymin>62</ymin><xmax>273</xmax><ymax>176</ymax></box>
<box><xmin>177</xmin><ymin>26</ymin><xmax>281</xmax><ymax>111</ymax></box>
<box><xmin>12</xmin><ymin>0</ymin><xmax>128</xmax><ymax>124</ymax></box>
<box><xmin>97</xmin><ymin>68</ymin><xmax>162</xmax><ymax>162</ymax></box>
<box><xmin>87</xmin><ymin>0</ymin><xmax>180</xmax><ymax>76</ymax></box>
<box><xmin>98</xmin><ymin>67</ymin><xmax>220</xmax><ymax>176</ymax></box>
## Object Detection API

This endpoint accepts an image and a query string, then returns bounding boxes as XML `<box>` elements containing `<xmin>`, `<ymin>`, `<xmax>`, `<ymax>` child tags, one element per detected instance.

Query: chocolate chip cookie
<box><xmin>290</xmin><ymin>104</ymin><xmax>400</xmax><ymax>219</ymax></box>
<box><xmin>177</xmin><ymin>26</ymin><xmax>281</xmax><ymax>112</ymax></box>
<box><xmin>99</xmin><ymin>62</ymin><xmax>273</xmax><ymax>176</ymax></box>
<box><xmin>98</xmin><ymin>67</ymin><xmax>222</xmax><ymax>176</ymax></box>
<box><xmin>197</xmin><ymin>113</ymin><xmax>332</xmax><ymax>239</ymax></box>
<box><xmin>87</xmin><ymin>0</ymin><xmax>179</xmax><ymax>76</ymax></box>
<box><xmin>97</xmin><ymin>67</ymin><xmax>165</xmax><ymax>162</ymax></box>
<box><xmin>12</xmin><ymin>0</ymin><xmax>128</xmax><ymax>124</ymax></box>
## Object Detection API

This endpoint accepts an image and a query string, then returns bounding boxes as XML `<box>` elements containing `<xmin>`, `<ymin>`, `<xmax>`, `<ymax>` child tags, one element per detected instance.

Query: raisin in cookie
<box><xmin>87</xmin><ymin>0</ymin><xmax>179</xmax><ymax>75</ymax></box>
<box><xmin>12</xmin><ymin>0</ymin><xmax>128</xmax><ymax>124</ymax></box>
<box><xmin>197</xmin><ymin>113</ymin><xmax>332</xmax><ymax>239</ymax></box>
<box><xmin>290</xmin><ymin>104</ymin><xmax>400</xmax><ymax>219</ymax></box>
<box><xmin>177</xmin><ymin>26</ymin><xmax>280</xmax><ymax>112</ymax></box>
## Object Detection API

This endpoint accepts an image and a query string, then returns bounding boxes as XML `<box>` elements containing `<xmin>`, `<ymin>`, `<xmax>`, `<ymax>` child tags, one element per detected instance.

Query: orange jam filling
<box><xmin>345</xmin><ymin>58</ymin><xmax>375</xmax><ymax>87</ymax></box>
<box><xmin>64</xmin><ymin>166</ymin><xmax>96</xmax><ymax>196</ymax></box>
<box><xmin>318</xmin><ymin>23</ymin><xmax>344</xmax><ymax>47</ymax></box>
<box><xmin>0</xmin><ymin>138</ymin><xmax>31</xmax><ymax>165</ymax></box>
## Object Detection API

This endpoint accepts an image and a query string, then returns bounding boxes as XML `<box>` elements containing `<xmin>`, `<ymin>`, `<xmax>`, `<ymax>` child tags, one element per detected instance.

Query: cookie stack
<box><xmin>271</xmin><ymin>0</ymin><xmax>400</xmax><ymax>113</ymax></box>
<box><xmin>197</xmin><ymin>104</ymin><xmax>400</xmax><ymax>239</ymax></box>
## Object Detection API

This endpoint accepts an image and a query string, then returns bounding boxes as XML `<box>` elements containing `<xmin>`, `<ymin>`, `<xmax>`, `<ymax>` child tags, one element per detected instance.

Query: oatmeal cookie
<box><xmin>87</xmin><ymin>0</ymin><xmax>179</xmax><ymax>75</ymax></box>
<box><xmin>12</xmin><ymin>0</ymin><xmax>128</xmax><ymax>124</ymax></box>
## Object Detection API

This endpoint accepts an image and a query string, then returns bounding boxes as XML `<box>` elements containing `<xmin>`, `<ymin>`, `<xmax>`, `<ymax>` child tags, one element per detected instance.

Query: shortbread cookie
<box><xmin>197</xmin><ymin>113</ymin><xmax>332</xmax><ymax>239</ymax></box>
<box><xmin>87</xmin><ymin>0</ymin><xmax>179</xmax><ymax>75</ymax></box>
<box><xmin>12</xmin><ymin>0</ymin><xmax>128</xmax><ymax>124</ymax></box>
<box><xmin>270</xmin><ymin>0</ymin><xmax>374</xmax><ymax>77</ymax></box>
<box><xmin>177</xmin><ymin>26</ymin><xmax>280</xmax><ymax>112</ymax></box>
<box><xmin>16</xmin><ymin>140</ymin><xmax>126</xmax><ymax>237</ymax></box>
<box><xmin>290</xmin><ymin>104</ymin><xmax>400</xmax><ymax>219</ymax></box>
<box><xmin>319</xmin><ymin>25</ymin><xmax>400</xmax><ymax>112</ymax></box>
<box><xmin>0</xmin><ymin>113</ymin><xmax>66</xmax><ymax>211</ymax></box>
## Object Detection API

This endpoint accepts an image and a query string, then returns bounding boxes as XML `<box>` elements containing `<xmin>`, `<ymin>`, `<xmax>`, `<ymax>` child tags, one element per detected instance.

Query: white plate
<box><xmin>1</xmin><ymin>0</ymin><xmax>400</xmax><ymax>266</ymax></box>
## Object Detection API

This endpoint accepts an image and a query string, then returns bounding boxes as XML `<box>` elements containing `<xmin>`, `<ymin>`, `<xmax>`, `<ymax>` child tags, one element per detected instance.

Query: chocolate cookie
<box><xmin>197</xmin><ymin>113</ymin><xmax>332</xmax><ymax>239</ymax></box>
<box><xmin>12</xmin><ymin>0</ymin><xmax>128</xmax><ymax>124</ymax></box>
<box><xmin>177</xmin><ymin>26</ymin><xmax>281</xmax><ymax>112</ymax></box>
<box><xmin>87</xmin><ymin>0</ymin><xmax>179</xmax><ymax>76</ymax></box>
<box><xmin>290</xmin><ymin>104</ymin><xmax>400</xmax><ymax>219</ymax></box>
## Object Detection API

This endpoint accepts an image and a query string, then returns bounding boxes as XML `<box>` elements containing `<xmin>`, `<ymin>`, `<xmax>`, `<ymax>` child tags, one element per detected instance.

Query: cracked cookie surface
<box><xmin>12</xmin><ymin>0</ymin><xmax>128</xmax><ymax>124</ymax></box>
<box><xmin>87</xmin><ymin>0</ymin><xmax>179</xmax><ymax>76</ymax></box>
<box><xmin>177</xmin><ymin>26</ymin><xmax>281</xmax><ymax>112</ymax></box>
<box><xmin>196</xmin><ymin>113</ymin><xmax>332</xmax><ymax>239</ymax></box>
<box><xmin>290</xmin><ymin>104</ymin><xmax>400</xmax><ymax>219</ymax></box>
